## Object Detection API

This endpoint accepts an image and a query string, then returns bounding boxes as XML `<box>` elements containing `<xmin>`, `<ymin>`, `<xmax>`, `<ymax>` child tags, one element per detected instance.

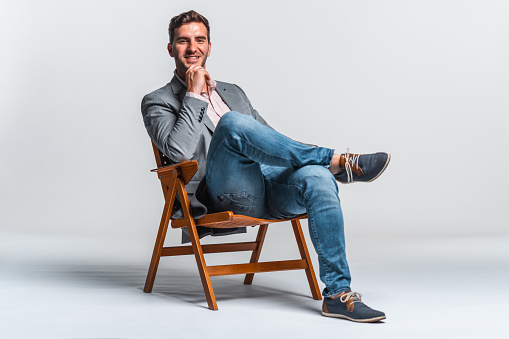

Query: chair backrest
<box><xmin>151</xmin><ymin>141</ymin><xmax>174</xmax><ymax>198</ymax></box>
<box><xmin>151</xmin><ymin>142</ymin><xmax>171</xmax><ymax>168</ymax></box>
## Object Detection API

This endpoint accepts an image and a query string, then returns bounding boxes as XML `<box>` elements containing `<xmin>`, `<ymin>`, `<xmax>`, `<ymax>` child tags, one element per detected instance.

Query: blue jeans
<box><xmin>206</xmin><ymin>111</ymin><xmax>351</xmax><ymax>297</ymax></box>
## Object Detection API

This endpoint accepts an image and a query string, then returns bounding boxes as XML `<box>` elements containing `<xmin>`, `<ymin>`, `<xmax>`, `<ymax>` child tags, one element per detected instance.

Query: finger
<box><xmin>187</xmin><ymin>64</ymin><xmax>201</xmax><ymax>73</ymax></box>
<box><xmin>186</xmin><ymin>65</ymin><xmax>198</xmax><ymax>75</ymax></box>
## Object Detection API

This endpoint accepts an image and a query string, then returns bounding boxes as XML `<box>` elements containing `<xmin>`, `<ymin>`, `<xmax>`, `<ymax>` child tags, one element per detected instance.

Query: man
<box><xmin>141</xmin><ymin>10</ymin><xmax>390</xmax><ymax>323</ymax></box>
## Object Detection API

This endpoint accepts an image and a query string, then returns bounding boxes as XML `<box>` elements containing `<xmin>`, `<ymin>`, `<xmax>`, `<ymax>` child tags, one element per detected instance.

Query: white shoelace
<box><xmin>339</xmin><ymin>291</ymin><xmax>363</xmax><ymax>304</ymax></box>
<box><xmin>343</xmin><ymin>148</ymin><xmax>360</xmax><ymax>183</ymax></box>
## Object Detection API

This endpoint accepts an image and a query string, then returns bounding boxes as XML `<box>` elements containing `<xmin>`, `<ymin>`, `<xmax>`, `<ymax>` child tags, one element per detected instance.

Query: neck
<box><xmin>176</xmin><ymin>69</ymin><xmax>186</xmax><ymax>81</ymax></box>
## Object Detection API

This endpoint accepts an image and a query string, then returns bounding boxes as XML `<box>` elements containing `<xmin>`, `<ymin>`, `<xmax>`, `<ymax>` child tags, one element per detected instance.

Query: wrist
<box><xmin>188</xmin><ymin>87</ymin><xmax>202</xmax><ymax>94</ymax></box>
<box><xmin>186</xmin><ymin>91</ymin><xmax>207</xmax><ymax>102</ymax></box>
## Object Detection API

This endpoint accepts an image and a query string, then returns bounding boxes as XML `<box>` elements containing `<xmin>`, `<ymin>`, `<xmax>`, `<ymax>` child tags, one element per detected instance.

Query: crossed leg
<box><xmin>206</xmin><ymin>111</ymin><xmax>351</xmax><ymax>295</ymax></box>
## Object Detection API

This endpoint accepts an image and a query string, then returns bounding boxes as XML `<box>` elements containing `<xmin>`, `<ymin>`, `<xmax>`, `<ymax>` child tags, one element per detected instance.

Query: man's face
<box><xmin>168</xmin><ymin>22</ymin><xmax>211</xmax><ymax>79</ymax></box>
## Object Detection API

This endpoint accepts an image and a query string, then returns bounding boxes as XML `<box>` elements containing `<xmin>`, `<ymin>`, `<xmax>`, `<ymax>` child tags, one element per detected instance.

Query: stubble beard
<box><xmin>176</xmin><ymin>54</ymin><xmax>208</xmax><ymax>79</ymax></box>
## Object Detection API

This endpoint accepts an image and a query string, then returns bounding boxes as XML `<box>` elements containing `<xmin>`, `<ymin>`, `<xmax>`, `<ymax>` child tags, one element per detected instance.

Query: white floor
<box><xmin>1</xmin><ymin>231</ymin><xmax>508</xmax><ymax>339</ymax></box>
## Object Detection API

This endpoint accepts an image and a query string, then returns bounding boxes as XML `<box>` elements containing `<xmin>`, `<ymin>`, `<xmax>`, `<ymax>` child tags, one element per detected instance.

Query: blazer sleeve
<box><xmin>141</xmin><ymin>92</ymin><xmax>208</xmax><ymax>163</ymax></box>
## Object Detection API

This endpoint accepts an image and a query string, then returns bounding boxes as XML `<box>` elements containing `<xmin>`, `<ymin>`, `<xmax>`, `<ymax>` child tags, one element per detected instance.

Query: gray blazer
<box><xmin>141</xmin><ymin>76</ymin><xmax>271</xmax><ymax>240</ymax></box>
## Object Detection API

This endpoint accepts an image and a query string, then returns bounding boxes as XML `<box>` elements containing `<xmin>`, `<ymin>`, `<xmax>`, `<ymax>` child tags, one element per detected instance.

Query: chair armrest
<box><xmin>151</xmin><ymin>160</ymin><xmax>199</xmax><ymax>185</ymax></box>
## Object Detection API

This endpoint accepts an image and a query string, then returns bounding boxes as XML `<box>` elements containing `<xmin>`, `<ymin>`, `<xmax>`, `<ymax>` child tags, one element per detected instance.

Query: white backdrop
<box><xmin>1</xmin><ymin>0</ymin><xmax>508</xmax><ymax>240</ymax></box>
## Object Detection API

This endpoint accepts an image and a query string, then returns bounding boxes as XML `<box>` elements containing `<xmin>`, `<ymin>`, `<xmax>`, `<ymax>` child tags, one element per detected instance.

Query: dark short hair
<box><xmin>168</xmin><ymin>10</ymin><xmax>210</xmax><ymax>44</ymax></box>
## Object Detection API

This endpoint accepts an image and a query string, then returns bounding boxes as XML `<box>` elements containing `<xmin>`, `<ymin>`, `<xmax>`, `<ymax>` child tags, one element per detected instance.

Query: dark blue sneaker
<box><xmin>334</xmin><ymin>149</ymin><xmax>391</xmax><ymax>184</ymax></box>
<box><xmin>322</xmin><ymin>289</ymin><xmax>386</xmax><ymax>323</ymax></box>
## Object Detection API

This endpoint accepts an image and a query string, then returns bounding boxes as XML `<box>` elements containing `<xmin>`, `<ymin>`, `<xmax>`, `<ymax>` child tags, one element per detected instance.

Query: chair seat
<box><xmin>172</xmin><ymin>212</ymin><xmax>307</xmax><ymax>229</ymax></box>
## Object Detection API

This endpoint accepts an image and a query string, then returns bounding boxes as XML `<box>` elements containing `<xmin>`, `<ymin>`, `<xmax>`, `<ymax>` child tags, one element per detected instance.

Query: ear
<box><xmin>207</xmin><ymin>42</ymin><xmax>211</xmax><ymax>57</ymax></box>
<box><xmin>167</xmin><ymin>43</ymin><xmax>174</xmax><ymax>57</ymax></box>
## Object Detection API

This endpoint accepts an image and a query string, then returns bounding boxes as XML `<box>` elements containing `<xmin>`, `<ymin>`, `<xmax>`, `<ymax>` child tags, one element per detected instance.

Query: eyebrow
<box><xmin>176</xmin><ymin>36</ymin><xmax>207</xmax><ymax>41</ymax></box>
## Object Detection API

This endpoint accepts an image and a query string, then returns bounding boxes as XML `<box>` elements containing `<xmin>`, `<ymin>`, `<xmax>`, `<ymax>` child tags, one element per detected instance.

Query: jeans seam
<box><xmin>301</xmin><ymin>187</ymin><xmax>333</xmax><ymax>293</ymax></box>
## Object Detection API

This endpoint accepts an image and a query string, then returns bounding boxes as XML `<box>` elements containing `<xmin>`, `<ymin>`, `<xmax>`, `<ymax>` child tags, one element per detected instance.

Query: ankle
<box><xmin>329</xmin><ymin>153</ymin><xmax>342</xmax><ymax>175</ymax></box>
<box><xmin>329</xmin><ymin>293</ymin><xmax>342</xmax><ymax>300</ymax></box>
<box><xmin>327</xmin><ymin>287</ymin><xmax>351</xmax><ymax>299</ymax></box>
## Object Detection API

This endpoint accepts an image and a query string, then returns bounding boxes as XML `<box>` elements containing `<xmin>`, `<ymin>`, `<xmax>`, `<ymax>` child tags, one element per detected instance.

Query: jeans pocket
<box><xmin>215</xmin><ymin>191</ymin><xmax>257</xmax><ymax>215</ymax></box>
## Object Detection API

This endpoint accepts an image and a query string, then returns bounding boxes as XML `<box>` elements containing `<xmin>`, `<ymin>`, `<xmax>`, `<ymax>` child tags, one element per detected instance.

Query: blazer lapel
<box><xmin>215</xmin><ymin>82</ymin><xmax>240</xmax><ymax>112</ymax></box>
<box><xmin>202</xmin><ymin>111</ymin><xmax>216</xmax><ymax>133</ymax></box>
<box><xmin>170</xmin><ymin>76</ymin><xmax>186</xmax><ymax>103</ymax></box>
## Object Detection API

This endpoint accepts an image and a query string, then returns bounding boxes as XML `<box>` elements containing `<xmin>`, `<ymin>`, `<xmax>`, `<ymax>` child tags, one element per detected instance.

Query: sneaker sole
<box><xmin>322</xmin><ymin>311</ymin><xmax>386</xmax><ymax>323</ymax></box>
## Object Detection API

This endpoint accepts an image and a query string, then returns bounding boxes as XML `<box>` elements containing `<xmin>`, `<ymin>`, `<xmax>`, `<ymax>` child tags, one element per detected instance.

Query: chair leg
<box><xmin>244</xmin><ymin>224</ymin><xmax>269</xmax><ymax>285</ymax></box>
<box><xmin>291</xmin><ymin>219</ymin><xmax>322</xmax><ymax>300</ymax></box>
<box><xmin>144</xmin><ymin>172</ymin><xmax>177</xmax><ymax>293</ymax></box>
<box><xmin>177</xmin><ymin>179</ymin><xmax>218</xmax><ymax>310</ymax></box>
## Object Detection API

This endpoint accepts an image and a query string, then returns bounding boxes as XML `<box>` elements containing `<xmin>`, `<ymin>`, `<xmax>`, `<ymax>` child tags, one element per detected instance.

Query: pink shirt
<box><xmin>175</xmin><ymin>72</ymin><xmax>231</xmax><ymax>127</ymax></box>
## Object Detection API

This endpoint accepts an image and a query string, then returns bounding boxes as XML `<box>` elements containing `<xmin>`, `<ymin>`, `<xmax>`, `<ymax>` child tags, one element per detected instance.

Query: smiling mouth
<box><xmin>185</xmin><ymin>56</ymin><xmax>200</xmax><ymax>62</ymax></box>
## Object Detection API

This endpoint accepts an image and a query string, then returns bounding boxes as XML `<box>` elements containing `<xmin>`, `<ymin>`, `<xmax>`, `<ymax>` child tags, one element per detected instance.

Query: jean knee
<box><xmin>217</xmin><ymin>110</ymin><xmax>263</xmax><ymax>139</ymax></box>
<box><xmin>297</xmin><ymin>166</ymin><xmax>338</xmax><ymax>196</ymax></box>
<box><xmin>215</xmin><ymin>111</ymin><xmax>245</xmax><ymax>134</ymax></box>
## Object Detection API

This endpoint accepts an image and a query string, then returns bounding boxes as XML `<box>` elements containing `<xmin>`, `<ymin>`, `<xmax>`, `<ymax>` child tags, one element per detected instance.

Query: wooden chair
<box><xmin>143</xmin><ymin>142</ymin><xmax>322</xmax><ymax>310</ymax></box>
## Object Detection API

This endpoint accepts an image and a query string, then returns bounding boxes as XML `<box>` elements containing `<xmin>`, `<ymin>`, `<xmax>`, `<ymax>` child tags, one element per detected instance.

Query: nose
<box><xmin>187</xmin><ymin>40</ymin><xmax>197</xmax><ymax>53</ymax></box>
